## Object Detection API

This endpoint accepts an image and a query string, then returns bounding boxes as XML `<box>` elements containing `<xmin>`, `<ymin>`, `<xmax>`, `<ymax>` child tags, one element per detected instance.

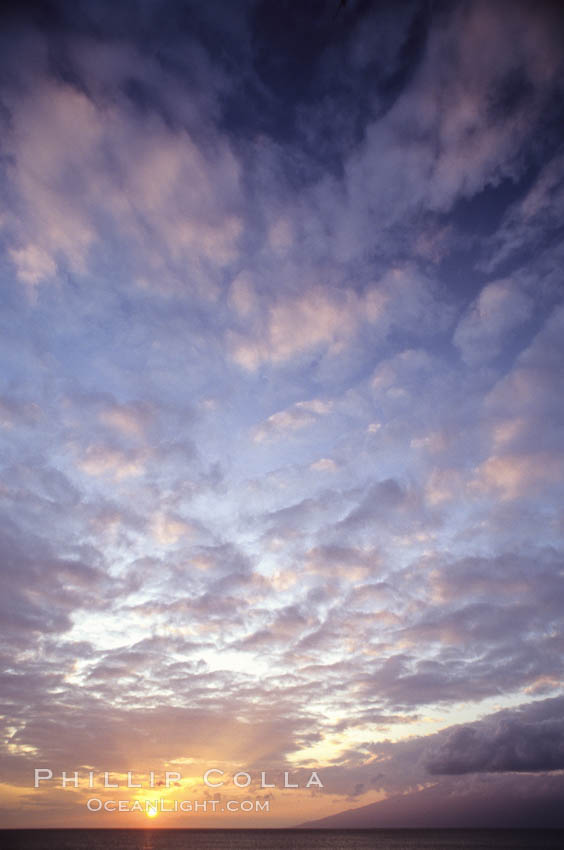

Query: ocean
<box><xmin>1</xmin><ymin>830</ymin><xmax>563</xmax><ymax>850</ymax></box>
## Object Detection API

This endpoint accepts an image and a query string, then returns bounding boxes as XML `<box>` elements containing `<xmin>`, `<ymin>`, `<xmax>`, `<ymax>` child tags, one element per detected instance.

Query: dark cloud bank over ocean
<box><xmin>1</xmin><ymin>0</ymin><xmax>564</xmax><ymax>830</ymax></box>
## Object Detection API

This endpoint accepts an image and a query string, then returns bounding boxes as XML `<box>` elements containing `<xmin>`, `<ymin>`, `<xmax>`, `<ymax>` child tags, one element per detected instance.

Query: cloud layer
<box><xmin>1</xmin><ymin>0</ymin><xmax>564</xmax><ymax>829</ymax></box>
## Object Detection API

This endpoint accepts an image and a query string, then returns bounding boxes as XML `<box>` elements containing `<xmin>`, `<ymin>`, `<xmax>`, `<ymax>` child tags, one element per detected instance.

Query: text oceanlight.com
<box><xmin>86</xmin><ymin>799</ymin><xmax>270</xmax><ymax>813</ymax></box>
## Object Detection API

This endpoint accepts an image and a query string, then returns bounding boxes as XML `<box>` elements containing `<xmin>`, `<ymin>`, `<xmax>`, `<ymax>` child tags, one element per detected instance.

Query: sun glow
<box><xmin>146</xmin><ymin>803</ymin><xmax>158</xmax><ymax>818</ymax></box>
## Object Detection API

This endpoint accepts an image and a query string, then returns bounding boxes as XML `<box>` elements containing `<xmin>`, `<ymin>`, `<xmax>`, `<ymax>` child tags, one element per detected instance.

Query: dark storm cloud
<box><xmin>427</xmin><ymin>696</ymin><xmax>564</xmax><ymax>775</ymax></box>
<box><xmin>428</xmin><ymin>719</ymin><xmax>564</xmax><ymax>775</ymax></box>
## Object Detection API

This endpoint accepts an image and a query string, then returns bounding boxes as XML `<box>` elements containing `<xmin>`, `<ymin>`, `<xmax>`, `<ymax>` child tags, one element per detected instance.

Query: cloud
<box><xmin>228</xmin><ymin>284</ymin><xmax>387</xmax><ymax>370</ymax></box>
<box><xmin>1</xmin><ymin>0</ymin><xmax>564</xmax><ymax>829</ymax></box>
<box><xmin>252</xmin><ymin>399</ymin><xmax>333</xmax><ymax>443</ymax></box>
<box><xmin>0</xmin><ymin>397</ymin><xmax>41</xmax><ymax>429</ymax></box>
<box><xmin>76</xmin><ymin>445</ymin><xmax>147</xmax><ymax>480</ymax></box>
<box><xmin>0</xmin><ymin>516</ymin><xmax>119</xmax><ymax>645</ymax></box>
<box><xmin>304</xmin><ymin>545</ymin><xmax>380</xmax><ymax>581</ymax></box>
<box><xmin>3</xmin><ymin>65</ymin><xmax>243</xmax><ymax>299</ymax></box>
<box><xmin>309</xmin><ymin>457</ymin><xmax>337</xmax><ymax>473</ymax></box>
<box><xmin>8</xmin><ymin>243</ymin><xmax>56</xmax><ymax>291</ymax></box>
<box><xmin>472</xmin><ymin>451</ymin><xmax>564</xmax><ymax>500</ymax></box>
<box><xmin>151</xmin><ymin>512</ymin><xmax>194</xmax><ymax>545</ymax></box>
<box><xmin>453</xmin><ymin>279</ymin><xmax>533</xmax><ymax>364</ymax></box>
<box><xmin>338</xmin><ymin>478</ymin><xmax>417</xmax><ymax>532</ymax></box>
<box><xmin>329</xmin><ymin>0</ymin><xmax>564</xmax><ymax>264</ymax></box>
<box><xmin>98</xmin><ymin>401</ymin><xmax>153</xmax><ymax>437</ymax></box>
<box><xmin>481</xmin><ymin>152</ymin><xmax>564</xmax><ymax>274</ymax></box>
<box><xmin>427</xmin><ymin>697</ymin><xmax>564</xmax><ymax>774</ymax></box>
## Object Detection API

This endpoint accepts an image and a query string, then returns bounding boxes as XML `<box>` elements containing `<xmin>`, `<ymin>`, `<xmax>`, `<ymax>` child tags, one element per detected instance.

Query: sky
<box><xmin>1</xmin><ymin>0</ymin><xmax>564</xmax><ymax>830</ymax></box>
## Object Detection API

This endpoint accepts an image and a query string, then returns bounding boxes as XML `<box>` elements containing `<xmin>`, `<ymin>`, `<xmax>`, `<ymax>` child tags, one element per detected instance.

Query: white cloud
<box><xmin>252</xmin><ymin>399</ymin><xmax>333</xmax><ymax>443</ymax></box>
<box><xmin>310</xmin><ymin>458</ymin><xmax>337</xmax><ymax>473</ymax></box>
<box><xmin>454</xmin><ymin>280</ymin><xmax>533</xmax><ymax>364</ymax></box>
<box><xmin>76</xmin><ymin>445</ymin><xmax>147</xmax><ymax>480</ymax></box>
